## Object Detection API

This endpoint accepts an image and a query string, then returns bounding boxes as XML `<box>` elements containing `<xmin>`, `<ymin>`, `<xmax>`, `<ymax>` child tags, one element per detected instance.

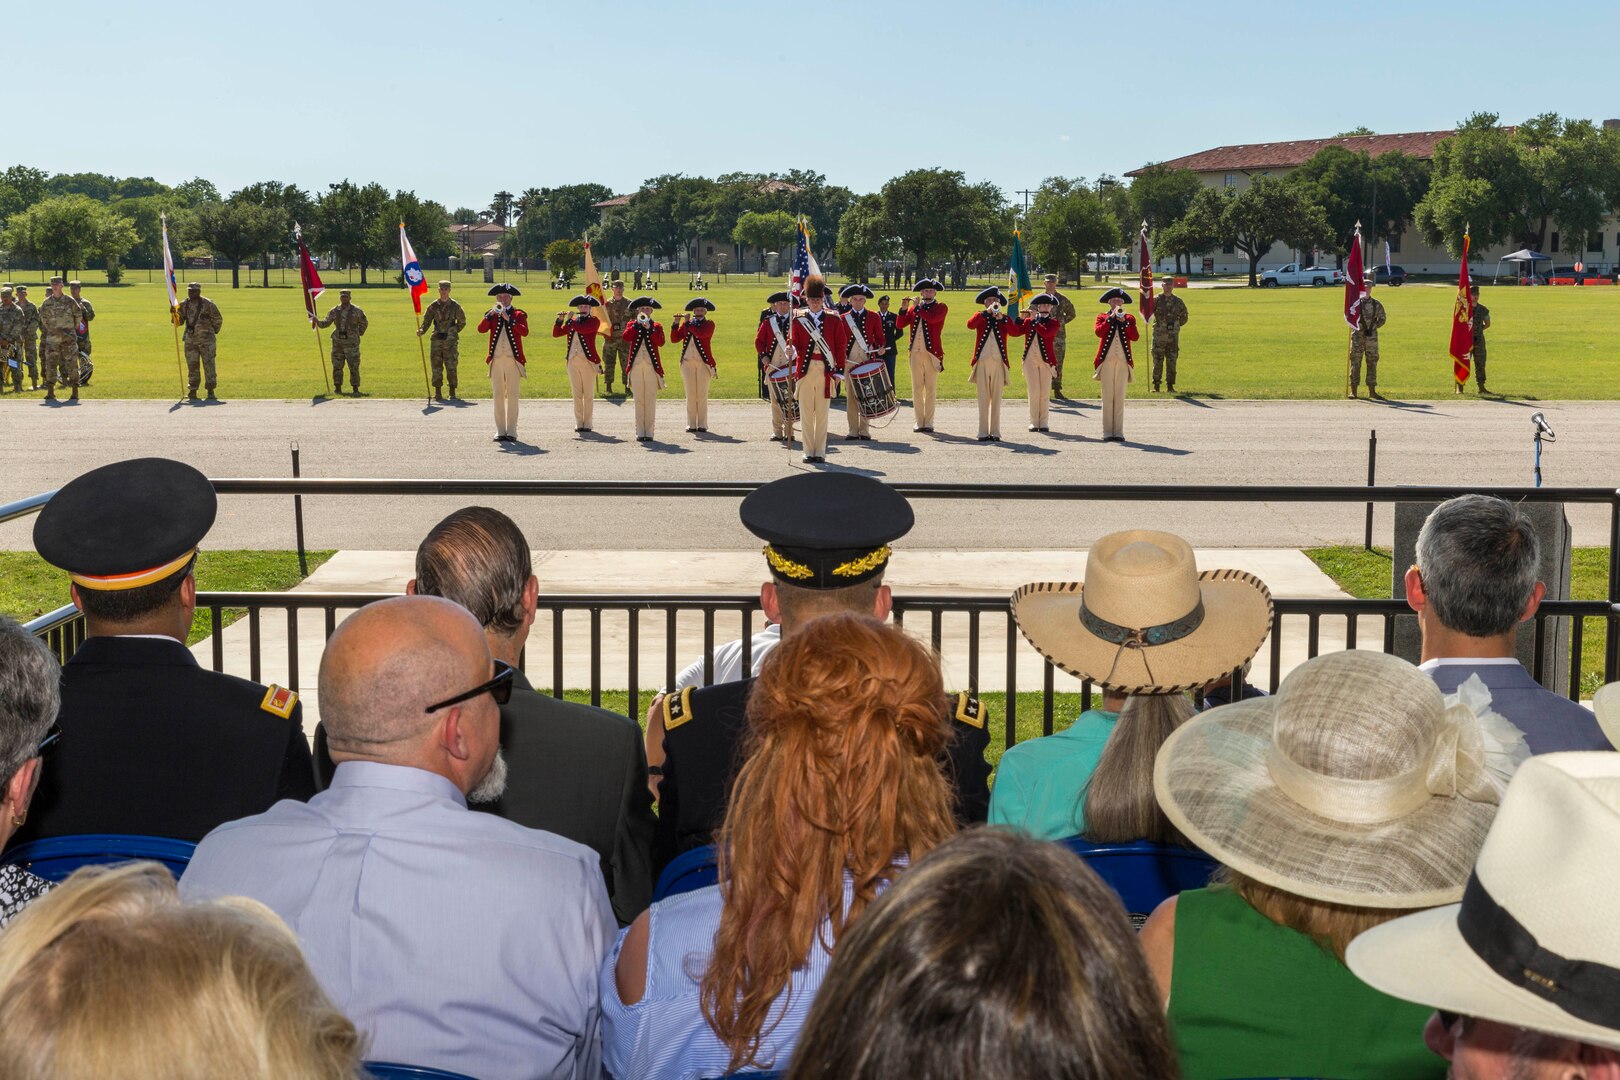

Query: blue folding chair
<box><xmin>1</xmin><ymin>834</ymin><xmax>197</xmax><ymax>883</ymax></box>
<box><xmin>364</xmin><ymin>1064</ymin><xmax>480</xmax><ymax>1080</ymax></box>
<box><xmin>1058</xmin><ymin>837</ymin><xmax>1218</xmax><ymax>922</ymax></box>
<box><xmin>652</xmin><ymin>844</ymin><xmax>721</xmax><ymax>902</ymax></box>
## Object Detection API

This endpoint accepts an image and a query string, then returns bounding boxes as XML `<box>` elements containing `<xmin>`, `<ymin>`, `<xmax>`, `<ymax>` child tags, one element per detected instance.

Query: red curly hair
<box><xmin>699</xmin><ymin>613</ymin><xmax>958</xmax><ymax>1072</ymax></box>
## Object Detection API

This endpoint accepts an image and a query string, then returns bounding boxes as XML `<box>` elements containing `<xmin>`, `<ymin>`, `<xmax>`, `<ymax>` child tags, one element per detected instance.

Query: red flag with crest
<box><xmin>295</xmin><ymin>223</ymin><xmax>325</xmax><ymax>318</ymax></box>
<box><xmin>1449</xmin><ymin>231</ymin><xmax>1474</xmax><ymax>387</ymax></box>
<box><xmin>1344</xmin><ymin>227</ymin><xmax>1365</xmax><ymax>328</ymax></box>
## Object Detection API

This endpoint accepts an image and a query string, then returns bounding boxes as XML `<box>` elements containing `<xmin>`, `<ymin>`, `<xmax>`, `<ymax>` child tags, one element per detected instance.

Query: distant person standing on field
<box><xmin>1469</xmin><ymin>284</ymin><xmax>1491</xmax><ymax>395</ymax></box>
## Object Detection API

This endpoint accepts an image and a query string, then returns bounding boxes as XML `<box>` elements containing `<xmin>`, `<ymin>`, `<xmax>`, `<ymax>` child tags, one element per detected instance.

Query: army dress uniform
<box><xmin>16</xmin><ymin>287</ymin><xmax>40</xmax><ymax>388</ymax></box>
<box><xmin>177</xmin><ymin>285</ymin><xmax>224</xmax><ymax>398</ymax></box>
<box><xmin>315</xmin><ymin>292</ymin><xmax>369</xmax><ymax>393</ymax></box>
<box><xmin>0</xmin><ymin>289</ymin><xmax>27</xmax><ymax>392</ymax></box>
<box><xmin>21</xmin><ymin>458</ymin><xmax>317</xmax><ymax>844</ymax></box>
<box><xmin>38</xmin><ymin>282</ymin><xmax>82</xmax><ymax>400</ymax></box>
<box><xmin>419</xmin><ymin>283</ymin><xmax>467</xmax><ymax>398</ymax></box>
<box><xmin>651</xmin><ymin>473</ymin><xmax>994</xmax><ymax>872</ymax></box>
<box><xmin>1349</xmin><ymin>291</ymin><xmax>1387</xmax><ymax>397</ymax></box>
<box><xmin>601</xmin><ymin>292</ymin><xmax>632</xmax><ymax>394</ymax></box>
<box><xmin>1151</xmin><ymin>290</ymin><xmax>1188</xmax><ymax>391</ymax></box>
<box><xmin>1471</xmin><ymin>299</ymin><xmax>1491</xmax><ymax>393</ymax></box>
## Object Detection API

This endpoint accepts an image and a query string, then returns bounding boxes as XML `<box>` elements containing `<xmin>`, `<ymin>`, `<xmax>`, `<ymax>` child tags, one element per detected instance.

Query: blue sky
<box><xmin>15</xmin><ymin>0</ymin><xmax>1617</xmax><ymax>210</ymax></box>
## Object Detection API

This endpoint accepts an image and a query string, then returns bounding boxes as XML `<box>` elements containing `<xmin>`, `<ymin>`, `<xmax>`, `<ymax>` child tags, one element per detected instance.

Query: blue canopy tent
<box><xmin>1494</xmin><ymin>249</ymin><xmax>1552</xmax><ymax>284</ymax></box>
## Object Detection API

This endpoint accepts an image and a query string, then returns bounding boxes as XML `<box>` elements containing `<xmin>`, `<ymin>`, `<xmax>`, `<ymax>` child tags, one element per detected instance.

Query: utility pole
<box><xmin>1016</xmin><ymin>188</ymin><xmax>1037</xmax><ymax>217</ymax></box>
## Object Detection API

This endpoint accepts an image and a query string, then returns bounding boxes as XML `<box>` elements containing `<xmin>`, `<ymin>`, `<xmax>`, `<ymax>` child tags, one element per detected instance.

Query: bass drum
<box><xmin>847</xmin><ymin>360</ymin><xmax>896</xmax><ymax>420</ymax></box>
<box><xmin>766</xmin><ymin>366</ymin><xmax>799</xmax><ymax>422</ymax></box>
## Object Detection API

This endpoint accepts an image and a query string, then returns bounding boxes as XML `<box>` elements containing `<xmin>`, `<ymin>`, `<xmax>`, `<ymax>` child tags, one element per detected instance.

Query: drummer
<box><xmin>1008</xmin><ymin>292</ymin><xmax>1061</xmax><ymax>432</ymax></box>
<box><xmin>754</xmin><ymin>291</ymin><xmax>795</xmax><ymax>444</ymax></box>
<box><xmin>966</xmin><ymin>286</ymin><xmax>1012</xmax><ymax>441</ymax></box>
<box><xmin>838</xmin><ymin>283</ymin><xmax>885</xmax><ymax>441</ymax></box>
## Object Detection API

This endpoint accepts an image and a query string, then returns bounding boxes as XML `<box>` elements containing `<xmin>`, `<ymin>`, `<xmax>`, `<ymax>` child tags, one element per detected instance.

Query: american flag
<box><xmin>788</xmin><ymin>217</ymin><xmax>820</xmax><ymax>298</ymax></box>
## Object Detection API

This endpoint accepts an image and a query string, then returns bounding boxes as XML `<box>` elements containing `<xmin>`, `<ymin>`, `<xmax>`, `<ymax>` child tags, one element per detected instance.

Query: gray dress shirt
<box><xmin>181</xmin><ymin>760</ymin><xmax>614</xmax><ymax>1079</ymax></box>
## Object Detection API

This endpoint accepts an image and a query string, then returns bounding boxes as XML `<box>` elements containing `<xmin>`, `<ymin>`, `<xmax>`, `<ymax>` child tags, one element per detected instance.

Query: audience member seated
<box><xmin>1198</xmin><ymin>658</ymin><xmax>1266</xmax><ymax>710</ymax></box>
<box><xmin>649</xmin><ymin>473</ymin><xmax>992</xmax><ymax>871</ymax></box>
<box><xmin>1348</xmin><ymin>753</ymin><xmax>1620</xmax><ymax>1079</ymax></box>
<box><xmin>183</xmin><ymin>596</ymin><xmax>614</xmax><ymax>1080</ymax></box>
<box><xmin>0</xmin><ymin>862</ymin><xmax>364</xmax><ymax>1079</ymax></box>
<box><xmin>785</xmin><ymin>827</ymin><xmax>1180</xmax><ymax>1080</ymax></box>
<box><xmin>0</xmin><ymin>616</ymin><xmax>63</xmax><ymax>924</ymax></box>
<box><xmin>1139</xmin><ymin>649</ymin><xmax>1528</xmax><ymax>1080</ymax></box>
<box><xmin>21</xmin><ymin>458</ymin><xmax>315</xmax><ymax>844</ymax></box>
<box><xmin>671</xmin><ymin>620</ymin><xmax>780</xmax><ymax>692</ymax></box>
<box><xmin>994</xmin><ymin>530</ymin><xmax>1271</xmax><ymax>840</ymax></box>
<box><xmin>604</xmin><ymin>614</ymin><xmax>959</xmax><ymax>1079</ymax></box>
<box><xmin>1407</xmin><ymin>494</ymin><xmax>1609</xmax><ymax>751</ymax></box>
<box><xmin>329</xmin><ymin>505</ymin><xmax>656</xmax><ymax>926</ymax></box>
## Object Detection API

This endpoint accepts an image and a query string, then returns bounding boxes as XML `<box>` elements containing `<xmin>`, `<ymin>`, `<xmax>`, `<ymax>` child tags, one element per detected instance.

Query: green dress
<box><xmin>1168</xmin><ymin>887</ymin><xmax>1445</xmax><ymax>1080</ymax></box>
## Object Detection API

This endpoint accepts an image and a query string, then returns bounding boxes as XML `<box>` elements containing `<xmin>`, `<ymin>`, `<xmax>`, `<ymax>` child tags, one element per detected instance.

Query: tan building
<box><xmin>1129</xmin><ymin>129</ymin><xmax>1618</xmax><ymax>277</ymax></box>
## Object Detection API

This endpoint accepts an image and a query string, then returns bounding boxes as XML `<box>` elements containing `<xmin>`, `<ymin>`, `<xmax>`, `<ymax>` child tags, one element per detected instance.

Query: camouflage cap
<box><xmin>1044</xmin><ymin>273</ymin><xmax>1059</xmax><ymax>282</ymax></box>
<box><xmin>0</xmin><ymin>287</ymin><xmax>12</xmax><ymax>296</ymax></box>
<box><xmin>48</xmin><ymin>275</ymin><xmax>63</xmax><ymax>284</ymax></box>
<box><xmin>15</xmin><ymin>285</ymin><xmax>27</xmax><ymax>292</ymax></box>
<box><xmin>68</xmin><ymin>279</ymin><xmax>82</xmax><ymax>288</ymax></box>
<box><xmin>339</xmin><ymin>288</ymin><xmax>352</xmax><ymax>296</ymax></box>
<box><xmin>437</xmin><ymin>279</ymin><xmax>452</xmax><ymax>288</ymax></box>
<box><xmin>187</xmin><ymin>282</ymin><xmax>202</xmax><ymax>291</ymax></box>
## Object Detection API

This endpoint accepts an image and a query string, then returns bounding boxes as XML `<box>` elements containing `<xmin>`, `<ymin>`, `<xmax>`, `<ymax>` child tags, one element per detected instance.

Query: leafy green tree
<box><xmin>46</xmin><ymin>172</ymin><xmax>120</xmax><ymax>201</ymax></box>
<box><xmin>115</xmin><ymin>194</ymin><xmax>193</xmax><ymax>268</ymax></box>
<box><xmin>1096</xmin><ymin>177</ymin><xmax>1136</xmax><ymax>264</ymax></box>
<box><xmin>4</xmin><ymin>194</ymin><xmax>136</xmax><ymax>277</ymax></box>
<box><xmin>1216</xmin><ymin>176</ymin><xmax>1334</xmax><ymax>285</ymax></box>
<box><xmin>0</xmin><ymin>165</ymin><xmax>48</xmax><ymax>224</ymax></box>
<box><xmin>453</xmin><ymin>206</ymin><xmax>481</xmax><ymax>226</ymax></box>
<box><xmin>943</xmin><ymin>181</ymin><xmax>1010</xmax><ymax>285</ymax></box>
<box><xmin>1161</xmin><ymin>187</ymin><xmax>1227</xmax><ymax>274</ymax></box>
<box><xmin>234</xmin><ymin>181</ymin><xmax>314</xmax><ymax>286</ymax></box>
<box><xmin>170</xmin><ymin>177</ymin><xmax>220</xmax><ymax>206</ymax></box>
<box><xmin>834</xmin><ymin>196</ymin><xmax>893</xmax><ymax>282</ymax></box>
<box><xmin>507</xmin><ymin>183</ymin><xmax>615</xmax><ymax>260</ymax></box>
<box><xmin>543</xmin><ymin>238</ymin><xmax>584</xmax><ymax>279</ymax></box>
<box><xmin>489</xmin><ymin>190</ymin><xmax>515</xmax><ymax>228</ymax></box>
<box><xmin>731</xmin><ymin>210</ymin><xmax>799</xmax><ymax>258</ymax></box>
<box><xmin>1024</xmin><ymin>178</ymin><xmax>1119</xmax><ymax>282</ymax></box>
<box><xmin>391</xmin><ymin>190</ymin><xmax>454</xmax><ymax>259</ymax></box>
<box><xmin>192</xmin><ymin>199</ymin><xmax>280</xmax><ymax>288</ymax></box>
<box><xmin>1129</xmin><ymin>165</ymin><xmax>1202</xmax><ymax>236</ymax></box>
<box><xmin>880</xmin><ymin>168</ymin><xmax>975</xmax><ymax>281</ymax></box>
<box><xmin>621</xmin><ymin>174</ymin><xmax>716</xmax><ymax>263</ymax></box>
<box><xmin>314</xmin><ymin>180</ymin><xmax>392</xmax><ymax>284</ymax></box>
<box><xmin>1288</xmin><ymin>146</ymin><xmax>1430</xmax><ymax>265</ymax></box>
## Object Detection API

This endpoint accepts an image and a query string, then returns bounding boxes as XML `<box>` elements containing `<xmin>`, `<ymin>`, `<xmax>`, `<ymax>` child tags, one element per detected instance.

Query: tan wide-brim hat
<box><xmin>1011</xmin><ymin>530</ymin><xmax>1272</xmax><ymax>694</ymax></box>
<box><xmin>1595</xmin><ymin>682</ymin><xmax>1619</xmax><ymax>749</ymax></box>
<box><xmin>1154</xmin><ymin>649</ymin><xmax>1508</xmax><ymax>908</ymax></box>
<box><xmin>1348</xmin><ymin>753</ymin><xmax>1620</xmax><ymax>1051</ymax></box>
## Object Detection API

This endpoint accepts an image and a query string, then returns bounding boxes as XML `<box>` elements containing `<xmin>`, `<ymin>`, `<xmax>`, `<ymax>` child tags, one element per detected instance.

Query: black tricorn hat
<box><xmin>567</xmin><ymin>294</ymin><xmax>599</xmax><ymax>307</ymax></box>
<box><xmin>914</xmin><ymin>278</ymin><xmax>944</xmax><ymax>291</ymax></box>
<box><xmin>839</xmin><ymin>283</ymin><xmax>874</xmax><ymax>300</ymax></box>
<box><xmin>488</xmin><ymin>283</ymin><xmax>522</xmax><ymax>296</ymax></box>
<box><xmin>1098</xmin><ymin>287</ymin><xmax>1133</xmax><ymax>305</ymax></box>
<box><xmin>685</xmin><ymin>297</ymin><xmax>716</xmax><ymax>312</ymax></box>
<box><xmin>742</xmin><ymin>473</ymin><xmax>914</xmax><ymax>589</ymax></box>
<box><xmin>975</xmin><ymin>286</ymin><xmax>1007</xmax><ymax>305</ymax></box>
<box><xmin>1031</xmin><ymin>292</ymin><xmax>1058</xmax><ymax>306</ymax></box>
<box><xmin>766</xmin><ymin>291</ymin><xmax>790</xmax><ymax>304</ymax></box>
<box><xmin>630</xmin><ymin>296</ymin><xmax>662</xmax><ymax>311</ymax></box>
<box><xmin>34</xmin><ymin>458</ymin><xmax>216</xmax><ymax>591</ymax></box>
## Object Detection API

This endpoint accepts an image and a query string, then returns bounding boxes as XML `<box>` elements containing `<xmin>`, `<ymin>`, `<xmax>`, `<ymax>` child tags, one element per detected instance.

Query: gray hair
<box><xmin>0</xmin><ymin>617</ymin><xmax>60</xmax><ymax>781</ymax></box>
<box><xmin>1415</xmin><ymin>495</ymin><xmax>1541</xmax><ymax>638</ymax></box>
<box><xmin>413</xmin><ymin>507</ymin><xmax>530</xmax><ymax>636</ymax></box>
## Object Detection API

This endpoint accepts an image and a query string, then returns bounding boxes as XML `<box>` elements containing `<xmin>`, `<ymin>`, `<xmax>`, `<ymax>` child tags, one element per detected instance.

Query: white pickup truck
<box><xmin>1259</xmin><ymin>263</ymin><xmax>1345</xmax><ymax>287</ymax></box>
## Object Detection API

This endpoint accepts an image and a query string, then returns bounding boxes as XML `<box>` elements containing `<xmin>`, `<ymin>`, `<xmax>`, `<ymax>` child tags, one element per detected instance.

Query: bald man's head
<box><xmin>319</xmin><ymin>596</ymin><xmax>490</xmax><ymax>754</ymax></box>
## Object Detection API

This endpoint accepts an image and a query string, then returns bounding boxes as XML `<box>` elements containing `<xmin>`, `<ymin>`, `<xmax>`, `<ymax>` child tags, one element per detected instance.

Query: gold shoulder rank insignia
<box><xmin>663</xmin><ymin>686</ymin><xmax>696</xmax><ymax>732</ymax></box>
<box><xmin>260</xmin><ymin>684</ymin><xmax>298</xmax><ymax>719</ymax></box>
<box><xmin>953</xmin><ymin>691</ymin><xmax>988</xmax><ymax>729</ymax></box>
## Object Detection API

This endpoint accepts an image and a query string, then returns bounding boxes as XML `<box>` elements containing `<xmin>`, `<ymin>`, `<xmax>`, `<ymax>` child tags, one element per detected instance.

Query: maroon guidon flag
<box><xmin>1344</xmin><ymin>225</ymin><xmax>1365</xmax><ymax>328</ymax></box>
<box><xmin>1449</xmin><ymin>230</ymin><xmax>1475</xmax><ymax>387</ymax></box>
<box><xmin>1138</xmin><ymin>223</ymin><xmax>1155</xmax><ymax>322</ymax></box>
<box><xmin>295</xmin><ymin>223</ymin><xmax>325</xmax><ymax>318</ymax></box>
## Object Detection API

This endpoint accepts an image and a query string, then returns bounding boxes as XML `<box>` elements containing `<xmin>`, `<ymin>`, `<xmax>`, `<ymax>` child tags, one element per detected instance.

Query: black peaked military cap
<box><xmin>741</xmin><ymin>474</ymin><xmax>914</xmax><ymax>589</ymax></box>
<box><xmin>630</xmin><ymin>296</ymin><xmax>662</xmax><ymax>311</ymax></box>
<box><xmin>487</xmin><ymin>283</ymin><xmax>522</xmax><ymax>296</ymax></box>
<box><xmin>567</xmin><ymin>294</ymin><xmax>599</xmax><ymax>307</ymax></box>
<box><xmin>839</xmin><ymin>283</ymin><xmax>874</xmax><ymax>300</ymax></box>
<box><xmin>34</xmin><ymin>458</ymin><xmax>216</xmax><ymax>591</ymax></box>
<box><xmin>1098</xmin><ymin>287</ymin><xmax>1133</xmax><ymax>305</ymax></box>
<box><xmin>685</xmin><ymin>297</ymin><xmax>716</xmax><ymax>311</ymax></box>
<box><xmin>766</xmin><ymin>291</ymin><xmax>790</xmax><ymax>304</ymax></box>
<box><xmin>975</xmin><ymin>286</ymin><xmax>1007</xmax><ymax>305</ymax></box>
<box><xmin>914</xmin><ymin>278</ymin><xmax>944</xmax><ymax>291</ymax></box>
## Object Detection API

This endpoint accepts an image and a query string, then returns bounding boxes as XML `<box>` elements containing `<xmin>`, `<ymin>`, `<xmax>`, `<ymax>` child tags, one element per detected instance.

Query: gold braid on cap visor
<box><xmin>832</xmin><ymin>545</ymin><xmax>891</xmax><ymax>579</ymax></box>
<box><xmin>763</xmin><ymin>545</ymin><xmax>814</xmax><ymax>580</ymax></box>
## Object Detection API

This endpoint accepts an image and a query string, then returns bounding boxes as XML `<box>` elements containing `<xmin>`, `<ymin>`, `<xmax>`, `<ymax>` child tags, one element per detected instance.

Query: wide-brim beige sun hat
<box><xmin>1010</xmin><ymin>530</ymin><xmax>1272</xmax><ymax>695</ymax></box>
<box><xmin>1595</xmin><ymin>682</ymin><xmax>1619</xmax><ymax>749</ymax></box>
<box><xmin>1154</xmin><ymin>649</ymin><xmax>1526</xmax><ymax>908</ymax></box>
<box><xmin>1347</xmin><ymin>752</ymin><xmax>1620</xmax><ymax>1052</ymax></box>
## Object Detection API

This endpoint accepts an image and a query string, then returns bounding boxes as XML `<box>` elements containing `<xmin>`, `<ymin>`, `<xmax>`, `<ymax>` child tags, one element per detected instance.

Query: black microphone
<box><xmin>1530</xmin><ymin>412</ymin><xmax>1556</xmax><ymax>439</ymax></box>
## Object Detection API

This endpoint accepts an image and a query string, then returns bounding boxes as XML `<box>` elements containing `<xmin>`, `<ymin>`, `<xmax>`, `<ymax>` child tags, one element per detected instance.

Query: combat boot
<box><xmin>206</xmin><ymin>389</ymin><xmax>217</xmax><ymax>401</ymax></box>
<box><xmin>187</xmin><ymin>390</ymin><xmax>200</xmax><ymax>402</ymax></box>
<box><xmin>44</xmin><ymin>389</ymin><xmax>55</xmax><ymax>401</ymax></box>
<box><xmin>434</xmin><ymin>388</ymin><xmax>445</xmax><ymax>402</ymax></box>
<box><xmin>68</xmin><ymin>388</ymin><xmax>78</xmax><ymax>401</ymax></box>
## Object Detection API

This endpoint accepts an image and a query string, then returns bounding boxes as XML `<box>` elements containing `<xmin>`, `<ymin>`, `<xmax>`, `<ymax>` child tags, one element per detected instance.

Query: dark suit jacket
<box><xmin>653</xmin><ymin>676</ymin><xmax>992</xmax><ymax>875</ymax></box>
<box><xmin>1426</xmin><ymin>661</ymin><xmax>1611</xmax><ymax>754</ymax></box>
<box><xmin>18</xmin><ymin>636</ymin><xmax>316</xmax><ymax>845</ymax></box>
<box><xmin>312</xmin><ymin>671</ymin><xmax>656</xmax><ymax>925</ymax></box>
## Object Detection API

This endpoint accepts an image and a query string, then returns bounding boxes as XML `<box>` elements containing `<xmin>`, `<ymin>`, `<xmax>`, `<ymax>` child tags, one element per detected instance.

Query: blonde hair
<box><xmin>0</xmin><ymin>863</ymin><xmax>365</xmax><ymax>1080</ymax></box>
<box><xmin>1217</xmin><ymin>866</ymin><xmax>1421</xmax><ymax>962</ymax></box>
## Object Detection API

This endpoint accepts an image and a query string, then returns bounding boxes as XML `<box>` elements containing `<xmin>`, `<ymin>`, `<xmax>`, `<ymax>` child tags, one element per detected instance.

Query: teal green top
<box><xmin>1168</xmin><ymin>887</ymin><xmax>1446</xmax><ymax>1080</ymax></box>
<box><xmin>987</xmin><ymin>709</ymin><xmax>1117</xmax><ymax>840</ymax></box>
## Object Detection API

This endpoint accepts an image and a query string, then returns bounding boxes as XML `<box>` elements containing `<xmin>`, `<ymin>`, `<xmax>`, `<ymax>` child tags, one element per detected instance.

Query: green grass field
<box><xmin>1306</xmin><ymin>545</ymin><xmax>1611</xmax><ymax>698</ymax></box>
<box><xmin>3</xmin><ymin>273</ymin><xmax>1616</xmax><ymax>402</ymax></box>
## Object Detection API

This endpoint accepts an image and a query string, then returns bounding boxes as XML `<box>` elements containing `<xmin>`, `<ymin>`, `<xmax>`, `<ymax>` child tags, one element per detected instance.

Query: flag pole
<box><xmin>310</xmin><ymin>304</ymin><xmax>331</xmax><ymax>396</ymax></box>
<box><xmin>413</xmin><ymin>310</ymin><xmax>431</xmax><ymax>404</ymax></box>
<box><xmin>171</xmin><ymin>318</ymin><xmax>186</xmax><ymax>401</ymax></box>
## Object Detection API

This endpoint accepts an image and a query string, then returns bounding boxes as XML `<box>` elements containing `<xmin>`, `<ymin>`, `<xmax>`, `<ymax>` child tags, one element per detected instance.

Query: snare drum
<box><xmin>847</xmin><ymin>360</ymin><xmax>897</xmax><ymax>420</ymax></box>
<box><xmin>766</xmin><ymin>366</ymin><xmax>800</xmax><ymax>422</ymax></box>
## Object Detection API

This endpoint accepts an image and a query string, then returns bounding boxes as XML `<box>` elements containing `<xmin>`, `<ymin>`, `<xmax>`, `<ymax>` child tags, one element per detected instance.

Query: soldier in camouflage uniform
<box><xmin>69</xmin><ymin>280</ymin><xmax>94</xmax><ymax>385</ymax></box>
<box><xmin>38</xmin><ymin>276</ymin><xmax>83</xmax><ymax>402</ymax></box>
<box><xmin>600</xmin><ymin>279</ymin><xmax>631</xmax><ymax>395</ymax></box>
<box><xmin>15</xmin><ymin>285</ymin><xmax>40</xmax><ymax>389</ymax></box>
<box><xmin>416</xmin><ymin>280</ymin><xmax>466</xmax><ymax>401</ymax></box>
<box><xmin>1039</xmin><ymin>274</ymin><xmax>1077</xmax><ymax>398</ymax></box>
<box><xmin>1469</xmin><ymin>284</ymin><xmax>1491</xmax><ymax>395</ymax></box>
<box><xmin>1348</xmin><ymin>280</ymin><xmax>1386</xmax><ymax>399</ymax></box>
<box><xmin>0</xmin><ymin>287</ymin><xmax>25</xmax><ymax>392</ymax></box>
<box><xmin>1150</xmin><ymin>278</ymin><xmax>1189</xmax><ymax>392</ymax></box>
<box><xmin>312</xmin><ymin>288</ymin><xmax>369</xmax><ymax>394</ymax></box>
<box><xmin>177</xmin><ymin>282</ymin><xmax>224</xmax><ymax>400</ymax></box>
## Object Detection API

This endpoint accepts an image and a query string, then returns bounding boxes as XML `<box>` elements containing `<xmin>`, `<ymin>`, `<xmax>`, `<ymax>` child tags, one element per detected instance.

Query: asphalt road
<box><xmin>4</xmin><ymin>395</ymin><xmax>1616</xmax><ymax>550</ymax></box>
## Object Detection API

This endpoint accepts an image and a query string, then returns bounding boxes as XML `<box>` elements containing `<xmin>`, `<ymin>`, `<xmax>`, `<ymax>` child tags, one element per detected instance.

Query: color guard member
<box><xmin>838</xmin><ymin>283</ymin><xmax>884</xmax><ymax>441</ymax></box>
<box><xmin>897</xmin><ymin>278</ymin><xmax>947</xmax><ymax>433</ymax></box>
<box><xmin>1009</xmin><ymin>293</ymin><xmax>1061</xmax><ymax>431</ymax></box>
<box><xmin>671</xmin><ymin>297</ymin><xmax>717</xmax><ymax>433</ymax></box>
<box><xmin>623</xmin><ymin>297</ymin><xmax>666</xmax><ymax>442</ymax></box>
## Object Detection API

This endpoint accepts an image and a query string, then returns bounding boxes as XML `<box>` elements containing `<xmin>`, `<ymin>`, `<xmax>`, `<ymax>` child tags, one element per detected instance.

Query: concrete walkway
<box><xmin>195</xmin><ymin>547</ymin><xmax>1374</xmax><ymax>736</ymax></box>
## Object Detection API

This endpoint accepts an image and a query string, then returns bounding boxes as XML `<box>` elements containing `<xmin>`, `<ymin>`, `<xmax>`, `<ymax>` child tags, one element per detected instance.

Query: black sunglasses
<box><xmin>424</xmin><ymin>659</ymin><xmax>515</xmax><ymax>715</ymax></box>
<box><xmin>36</xmin><ymin>723</ymin><xmax>61</xmax><ymax>757</ymax></box>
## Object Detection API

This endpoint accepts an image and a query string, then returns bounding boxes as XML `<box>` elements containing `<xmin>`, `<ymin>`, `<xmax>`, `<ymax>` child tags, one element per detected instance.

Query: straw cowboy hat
<box><xmin>1595</xmin><ymin>681</ymin><xmax>1619</xmax><ymax>749</ymax></box>
<box><xmin>1154</xmin><ymin>650</ymin><xmax>1528</xmax><ymax>909</ymax></box>
<box><xmin>1010</xmin><ymin>530</ymin><xmax>1272</xmax><ymax>694</ymax></box>
<box><xmin>1348</xmin><ymin>752</ymin><xmax>1620</xmax><ymax>1052</ymax></box>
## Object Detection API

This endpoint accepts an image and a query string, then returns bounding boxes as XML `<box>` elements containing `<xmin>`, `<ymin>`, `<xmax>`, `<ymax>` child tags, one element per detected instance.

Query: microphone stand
<box><xmin>1534</xmin><ymin>428</ymin><xmax>1544</xmax><ymax>489</ymax></box>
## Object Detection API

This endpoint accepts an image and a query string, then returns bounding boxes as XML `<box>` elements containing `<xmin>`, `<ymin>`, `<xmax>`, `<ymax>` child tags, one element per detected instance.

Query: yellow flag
<box><xmin>583</xmin><ymin>242</ymin><xmax>608</xmax><ymax>338</ymax></box>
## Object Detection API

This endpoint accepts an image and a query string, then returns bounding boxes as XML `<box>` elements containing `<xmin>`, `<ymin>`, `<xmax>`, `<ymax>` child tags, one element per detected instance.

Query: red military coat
<box><xmin>966</xmin><ymin>311</ymin><xmax>1013</xmax><ymax>369</ymax></box>
<box><xmin>623</xmin><ymin>320</ymin><xmax>666</xmax><ymax>376</ymax></box>
<box><xmin>1093</xmin><ymin>311</ymin><xmax>1139</xmax><ymax>369</ymax></box>
<box><xmin>839</xmin><ymin>307</ymin><xmax>885</xmax><ymax>366</ymax></box>
<box><xmin>551</xmin><ymin>313</ymin><xmax>602</xmax><ymax>366</ymax></box>
<box><xmin>671</xmin><ymin>316</ymin><xmax>717</xmax><ymax>370</ymax></box>
<box><xmin>1008</xmin><ymin>314</ymin><xmax>1061</xmax><ymax>367</ymax></box>
<box><xmin>896</xmin><ymin>300</ymin><xmax>948</xmax><ymax>362</ymax></box>
<box><xmin>478</xmin><ymin>306</ymin><xmax>530</xmax><ymax>365</ymax></box>
<box><xmin>789</xmin><ymin>307</ymin><xmax>850</xmax><ymax>397</ymax></box>
<box><xmin>754</xmin><ymin>312</ymin><xmax>794</xmax><ymax>366</ymax></box>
